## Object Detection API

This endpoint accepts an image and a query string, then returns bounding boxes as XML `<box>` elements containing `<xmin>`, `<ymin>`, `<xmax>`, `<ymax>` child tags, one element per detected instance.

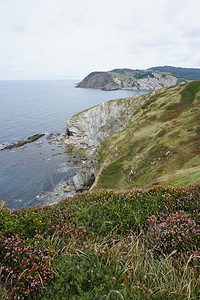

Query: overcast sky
<box><xmin>0</xmin><ymin>0</ymin><xmax>200</xmax><ymax>80</ymax></box>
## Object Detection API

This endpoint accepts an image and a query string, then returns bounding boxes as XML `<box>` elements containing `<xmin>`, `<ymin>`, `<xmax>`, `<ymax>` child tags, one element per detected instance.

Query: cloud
<box><xmin>0</xmin><ymin>0</ymin><xmax>199</xmax><ymax>79</ymax></box>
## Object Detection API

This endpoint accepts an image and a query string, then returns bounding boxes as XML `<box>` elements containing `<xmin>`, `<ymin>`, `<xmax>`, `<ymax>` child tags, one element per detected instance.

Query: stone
<box><xmin>63</xmin><ymin>183</ymin><xmax>75</xmax><ymax>193</ymax></box>
<box><xmin>35</xmin><ymin>141</ymin><xmax>44</xmax><ymax>145</ymax></box>
<box><xmin>1</xmin><ymin>134</ymin><xmax>45</xmax><ymax>151</ymax></box>
<box><xmin>46</xmin><ymin>133</ymin><xmax>54</xmax><ymax>140</ymax></box>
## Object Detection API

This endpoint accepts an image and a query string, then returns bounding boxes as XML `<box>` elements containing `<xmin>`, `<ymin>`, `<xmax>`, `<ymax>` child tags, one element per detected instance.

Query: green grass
<box><xmin>181</xmin><ymin>80</ymin><xmax>200</xmax><ymax>103</ymax></box>
<box><xmin>95</xmin><ymin>82</ymin><xmax>200</xmax><ymax>190</ymax></box>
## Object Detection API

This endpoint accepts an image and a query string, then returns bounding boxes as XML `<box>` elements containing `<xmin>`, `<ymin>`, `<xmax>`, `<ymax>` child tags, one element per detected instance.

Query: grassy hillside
<box><xmin>0</xmin><ymin>185</ymin><xmax>200</xmax><ymax>299</ymax></box>
<box><xmin>151</xmin><ymin>66</ymin><xmax>200</xmax><ymax>81</ymax></box>
<box><xmin>111</xmin><ymin>66</ymin><xmax>200</xmax><ymax>81</ymax></box>
<box><xmin>95</xmin><ymin>81</ymin><xmax>200</xmax><ymax>190</ymax></box>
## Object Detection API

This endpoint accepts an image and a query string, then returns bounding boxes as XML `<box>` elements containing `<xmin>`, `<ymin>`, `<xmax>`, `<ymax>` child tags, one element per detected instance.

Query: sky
<box><xmin>0</xmin><ymin>0</ymin><xmax>200</xmax><ymax>80</ymax></box>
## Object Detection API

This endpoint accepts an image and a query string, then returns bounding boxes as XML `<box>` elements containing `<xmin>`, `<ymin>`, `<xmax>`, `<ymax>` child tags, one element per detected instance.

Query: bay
<box><xmin>0</xmin><ymin>80</ymin><xmax>146</xmax><ymax>210</ymax></box>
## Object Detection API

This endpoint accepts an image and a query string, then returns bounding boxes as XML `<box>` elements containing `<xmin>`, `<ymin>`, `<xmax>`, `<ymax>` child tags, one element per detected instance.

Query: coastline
<box><xmin>53</xmin><ymin>91</ymin><xmax>154</xmax><ymax>199</ymax></box>
<box><xmin>0</xmin><ymin>80</ymin><xmax>148</xmax><ymax>210</ymax></box>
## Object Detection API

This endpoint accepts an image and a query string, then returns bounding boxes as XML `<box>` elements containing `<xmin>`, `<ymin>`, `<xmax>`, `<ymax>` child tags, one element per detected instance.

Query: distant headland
<box><xmin>76</xmin><ymin>65</ymin><xmax>200</xmax><ymax>91</ymax></box>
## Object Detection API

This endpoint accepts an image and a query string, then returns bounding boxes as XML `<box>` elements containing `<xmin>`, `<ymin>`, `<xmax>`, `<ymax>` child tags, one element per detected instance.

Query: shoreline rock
<box><xmin>1</xmin><ymin>134</ymin><xmax>45</xmax><ymax>151</ymax></box>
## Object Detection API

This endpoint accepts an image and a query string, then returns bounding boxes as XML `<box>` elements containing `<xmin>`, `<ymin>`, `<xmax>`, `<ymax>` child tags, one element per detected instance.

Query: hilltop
<box><xmin>151</xmin><ymin>66</ymin><xmax>200</xmax><ymax>81</ymax></box>
<box><xmin>76</xmin><ymin>66</ymin><xmax>200</xmax><ymax>91</ymax></box>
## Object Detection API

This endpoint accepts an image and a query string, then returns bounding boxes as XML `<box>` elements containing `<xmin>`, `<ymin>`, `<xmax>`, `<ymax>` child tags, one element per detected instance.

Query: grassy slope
<box><xmin>95</xmin><ymin>81</ymin><xmax>200</xmax><ymax>190</ymax></box>
<box><xmin>0</xmin><ymin>185</ymin><xmax>200</xmax><ymax>299</ymax></box>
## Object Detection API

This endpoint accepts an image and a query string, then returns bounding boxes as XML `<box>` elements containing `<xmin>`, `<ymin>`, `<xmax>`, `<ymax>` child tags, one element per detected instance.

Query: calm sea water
<box><xmin>0</xmin><ymin>80</ymin><xmax>146</xmax><ymax>210</ymax></box>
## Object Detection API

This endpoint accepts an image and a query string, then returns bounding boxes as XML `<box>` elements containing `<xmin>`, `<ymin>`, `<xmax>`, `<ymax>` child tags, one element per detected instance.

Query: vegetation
<box><xmin>96</xmin><ymin>81</ymin><xmax>200</xmax><ymax>190</ymax></box>
<box><xmin>111</xmin><ymin>66</ymin><xmax>200</xmax><ymax>81</ymax></box>
<box><xmin>151</xmin><ymin>66</ymin><xmax>200</xmax><ymax>81</ymax></box>
<box><xmin>134</xmin><ymin>72</ymin><xmax>154</xmax><ymax>79</ymax></box>
<box><xmin>0</xmin><ymin>184</ymin><xmax>200</xmax><ymax>299</ymax></box>
<box><xmin>1</xmin><ymin>81</ymin><xmax>200</xmax><ymax>299</ymax></box>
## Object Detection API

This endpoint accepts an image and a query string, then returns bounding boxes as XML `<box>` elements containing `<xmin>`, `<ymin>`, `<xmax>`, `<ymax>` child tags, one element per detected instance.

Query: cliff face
<box><xmin>64</xmin><ymin>92</ymin><xmax>153</xmax><ymax>154</ymax></box>
<box><xmin>122</xmin><ymin>72</ymin><xmax>178</xmax><ymax>90</ymax></box>
<box><xmin>76</xmin><ymin>71</ymin><xmax>118</xmax><ymax>90</ymax></box>
<box><xmin>76</xmin><ymin>68</ymin><xmax>186</xmax><ymax>91</ymax></box>
<box><xmin>63</xmin><ymin>92</ymin><xmax>154</xmax><ymax>192</ymax></box>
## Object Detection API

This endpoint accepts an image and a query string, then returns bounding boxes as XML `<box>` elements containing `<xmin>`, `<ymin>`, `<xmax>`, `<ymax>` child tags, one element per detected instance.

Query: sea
<box><xmin>0</xmin><ymin>80</ymin><xmax>147</xmax><ymax>210</ymax></box>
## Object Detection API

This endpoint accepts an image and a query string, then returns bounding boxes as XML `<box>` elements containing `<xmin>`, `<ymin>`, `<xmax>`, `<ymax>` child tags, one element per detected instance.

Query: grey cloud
<box><xmin>0</xmin><ymin>0</ymin><xmax>200</xmax><ymax>80</ymax></box>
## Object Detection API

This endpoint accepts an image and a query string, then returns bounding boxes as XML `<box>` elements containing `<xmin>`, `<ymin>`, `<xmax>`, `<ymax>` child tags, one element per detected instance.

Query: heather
<box><xmin>0</xmin><ymin>184</ymin><xmax>200</xmax><ymax>299</ymax></box>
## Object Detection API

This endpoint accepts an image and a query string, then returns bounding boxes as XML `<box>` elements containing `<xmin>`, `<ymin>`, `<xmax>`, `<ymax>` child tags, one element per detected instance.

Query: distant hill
<box><xmin>150</xmin><ymin>66</ymin><xmax>200</xmax><ymax>81</ymax></box>
<box><xmin>76</xmin><ymin>66</ymin><xmax>200</xmax><ymax>91</ymax></box>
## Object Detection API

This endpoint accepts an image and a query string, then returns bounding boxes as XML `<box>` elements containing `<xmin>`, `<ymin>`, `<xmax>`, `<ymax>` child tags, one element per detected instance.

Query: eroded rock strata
<box><xmin>76</xmin><ymin>68</ymin><xmax>185</xmax><ymax>91</ymax></box>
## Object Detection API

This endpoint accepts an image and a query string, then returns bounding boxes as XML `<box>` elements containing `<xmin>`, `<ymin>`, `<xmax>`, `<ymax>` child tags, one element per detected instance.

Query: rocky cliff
<box><xmin>76</xmin><ymin>71</ymin><xmax>118</xmax><ymax>90</ymax></box>
<box><xmin>76</xmin><ymin>68</ymin><xmax>186</xmax><ymax>91</ymax></box>
<box><xmin>64</xmin><ymin>92</ymin><xmax>153</xmax><ymax>154</ymax></box>
<box><xmin>63</xmin><ymin>91</ymin><xmax>154</xmax><ymax>191</ymax></box>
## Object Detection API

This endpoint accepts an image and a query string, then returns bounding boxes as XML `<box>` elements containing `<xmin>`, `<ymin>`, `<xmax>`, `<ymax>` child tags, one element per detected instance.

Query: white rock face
<box><xmin>64</xmin><ymin>95</ymin><xmax>147</xmax><ymax>154</ymax></box>
<box><xmin>128</xmin><ymin>73</ymin><xmax>178</xmax><ymax>90</ymax></box>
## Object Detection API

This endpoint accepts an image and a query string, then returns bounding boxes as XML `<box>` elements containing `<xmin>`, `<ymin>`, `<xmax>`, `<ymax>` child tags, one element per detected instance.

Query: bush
<box><xmin>0</xmin><ymin>233</ymin><xmax>54</xmax><ymax>299</ymax></box>
<box><xmin>145</xmin><ymin>211</ymin><xmax>200</xmax><ymax>255</ymax></box>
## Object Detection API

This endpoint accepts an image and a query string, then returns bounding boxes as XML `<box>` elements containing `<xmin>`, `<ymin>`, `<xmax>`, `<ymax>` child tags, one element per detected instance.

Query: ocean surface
<box><xmin>0</xmin><ymin>80</ymin><xmax>147</xmax><ymax>210</ymax></box>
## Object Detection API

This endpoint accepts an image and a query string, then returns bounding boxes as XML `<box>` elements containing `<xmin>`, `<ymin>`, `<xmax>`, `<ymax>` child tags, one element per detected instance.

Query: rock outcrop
<box><xmin>76</xmin><ymin>71</ymin><xmax>118</xmax><ymax>90</ymax></box>
<box><xmin>64</xmin><ymin>94</ymin><xmax>151</xmax><ymax>154</ymax></box>
<box><xmin>1</xmin><ymin>134</ymin><xmax>45</xmax><ymax>151</ymax></box>
<box><xmin>76</xmin><ymin>68</ymin><xmax>186</xmax><ymax>91</ymax></box>
<box><xmin>122</xmin><ymin>72</ymin><xmax>178</xmax><ymax>90</ymax></box>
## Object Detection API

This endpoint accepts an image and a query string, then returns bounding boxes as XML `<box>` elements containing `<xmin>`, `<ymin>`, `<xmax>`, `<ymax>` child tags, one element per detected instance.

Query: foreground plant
<box><xmin>145</xmin><ymin>211</ymin><xmax>200</xmax><ymax>255</ymax></box>
<box><xmin>0</xmin><ymin>184</ymin><xmax>199</xmax><ymax>299</ymax></box>
<box><xmin>38</xmin><ymin>232</ymin><xmax>200</xmax><ymax>299</ymax></box>
<box><xmin>0</xmin><ymin>233</ymin><xmax>54</xmax><ymax>299</ymax></box>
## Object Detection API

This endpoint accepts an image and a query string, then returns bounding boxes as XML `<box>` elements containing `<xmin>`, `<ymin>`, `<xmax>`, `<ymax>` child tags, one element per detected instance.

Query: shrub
<box><xmin>145</xmin><ymin>211</ymin><xmax>200</xmax><ymax>255</ymax></box>
<box><xmin>0</xmin><ymin>233</ymin><xmax>54</xmax><ymax>299</ymax></box>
